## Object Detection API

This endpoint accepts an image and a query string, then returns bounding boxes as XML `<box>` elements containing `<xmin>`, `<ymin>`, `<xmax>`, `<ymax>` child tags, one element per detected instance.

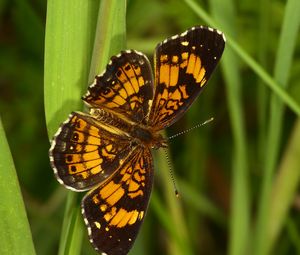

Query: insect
<box><xmin>49</xmin><ymin>26</ymin><xmax>225</xmax><ymax>255</ymax></box>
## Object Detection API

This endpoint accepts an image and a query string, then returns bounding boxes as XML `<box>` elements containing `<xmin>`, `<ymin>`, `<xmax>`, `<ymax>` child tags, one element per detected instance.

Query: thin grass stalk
<box><xmin>254</xmin><ymin>0</ymin><xmax>300</xmax><ymax>254</ymax></box>
<box><xmin>155</xmin><ymin>150</ymin><xmax>194</xmax><ymax>255</ymax></box>
<box><xmin>257</xmin><ymin>0</ymin><xmax>271</xmax><ymax>163</ymax></box>
<box><xmin>88</xmin><ymin>0</ymin><xmax>126</xmax><ymax>81</ymax></box>
<box><xmin>209</xmin><ymin>1</ymin><xmax>250</xmax><ymax>255</ymax></box>
<box><xmin>286</xmin><ymin>217</ymin><xmax>300</xmax><ymax>254</ymax></box>
<box><xmin>268</xmin><ymin>119</ymin><xmax>300</xmax><ymax>251</ymax></box>
<box><xmin>183</xmin><ymin>0</ymin><xmax>300</xmax><ymax>116</ymax></box>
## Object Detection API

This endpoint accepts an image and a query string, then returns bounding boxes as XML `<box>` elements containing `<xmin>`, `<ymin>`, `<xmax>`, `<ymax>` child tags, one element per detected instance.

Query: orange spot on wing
<box><xmin>159</xmin><ymin>64</ymin><xmax>170</xmax><ymax>86</ymax></box>
<box><xmin>179</xmin><ymin>85</ymin><xmax>189</xmax><ymax>99</ymax></box>
<box><xmin>197</xmin><ymin>67</ymin><xmax>206</xmax><ymax>84</ymax></box>
<box><xmin>128</xmin><ymin>210</ymin><xmax>139</xmax><ymax>225</ymax></box>
<box><xmin>123</xmin><ymin>81</ymin><xmax>135</xmax><ymax>96</ymax></box>
<box><xmin>106</xmin><ymin>187</ymin><xmax>125</xmax><ymax>206</ymax></box>
<box><xmin>113</xmin><ymin>95</ymin><xmax>126</xmax><ymax>105</ymax></box>
<box><xmin>110</xmin><ymin>208</ymin><xmax>127</xmax><ymax>226</ymax></box>
<box><xmin>87</xmin><ymin>136</ymin><xmax>101</xmax><ymax>145</ymax></box>
<box><xmin>100</xmin><ymin>181</ymin><xmax>120</xmax><ymax>199</ymax></box>
<box><xmin>117</xmin><ymin>210</ymin><xmax>133</xmax><ymax>228</ymax></box>
<box><xmin>128</xmin><ymin>180</ymin><xmax>139</xmax><ymax>192</ymax></box>
<box><xmin>187</xmin><ymin>53</ymin><xmax>196</xmax><ymax>74</ymax></box>
<box><xmin>128</xmin><ymin>190</ymin><xmax>143</xmax><ymax>198</ymax></box>
<box><xmin>170</xmin><ymin>65</ymin><xmax>179</xmax><ymax>86</ymax></box>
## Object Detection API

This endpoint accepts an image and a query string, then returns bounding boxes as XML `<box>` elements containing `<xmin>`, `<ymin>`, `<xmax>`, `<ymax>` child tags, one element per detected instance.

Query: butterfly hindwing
<box><xmin>49</xmin><ymin>112</ymin><xmax>134</xmax><ymax>191</ymax></box>
<box><xmin>83</xmin><ymin>50</ymin><xmax>154</xmax><ymax>124</ymax></box>
<box><xmin>149</xmin><ymin>26</ymin><xmax>225</xmax><ymax>130</ymax></box>
<box><xmin>82</xmin><ymin>146</ymin><xmax>153</xmax><ymax>255</ymax></box>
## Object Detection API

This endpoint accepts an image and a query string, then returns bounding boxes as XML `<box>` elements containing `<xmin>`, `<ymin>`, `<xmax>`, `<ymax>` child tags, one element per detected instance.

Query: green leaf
<box><xmin>44</xmin><ymin>0</ymin><xmax>126</xmax><ymax>254</ymax></box>
<box><xmin>254</xmin><ymin>0</ymin><xmax>300</xmax><ymax>253</ymax></box>
<box><xmin>44</xmin><ymin>0</ymin><xmax>100</xmax><ymax>138</ymax></box>
<box><xmin>0</xmin><ymin>116</ymin><xmax>36</xmax><ymax>255</ymax></box>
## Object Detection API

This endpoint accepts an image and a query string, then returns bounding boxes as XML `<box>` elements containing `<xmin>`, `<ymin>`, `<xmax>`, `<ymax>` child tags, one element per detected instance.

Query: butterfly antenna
<box><xmin>167</xmin><ymin>117</ymin><xmax>214</xmax><ymax>140</ymax></box>
<box><xmin>163</xmin><ymin>148</ymin><xmax>179</xmax><ymax>197</ymax></box>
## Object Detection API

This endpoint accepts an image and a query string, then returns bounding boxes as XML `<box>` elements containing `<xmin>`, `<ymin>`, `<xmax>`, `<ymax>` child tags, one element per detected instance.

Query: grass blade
<box><xmin>44</xmin><ymin>0</ymin><xmax>126</xmax><ymax>254</ymax></box>
<box><xmin>209</xmin><ymin>1</ymin><xmax>250</xmax><ymax>254</ymax></box>
<box><xmin>178</xmin><ymin>179</ymin><xmax>226</xmax><ymax>225</ymax></box>
<box><xmin>155</xmin><ymin>149</ymin><xmax>194</xmax><ymax>255</ymax></box>
<box><xmin>44</xmin><ymin>0</ymin><xmax>100</xmax><ymax>137</ymax></box>
<box><xmin>257</xmin><ymin>0</ymin><xmax>271</xmax><ymax>161</ymax></box>
<box><xmin>254</xmin><ymin>0</ymin><xmax>300</xmax><ymax>254</ymax></box>
<box><xmin>183</xmin><ymin>0</ymin><xmax>300</xmax><ymax>116</ymax></box>
<box><xmin>88</xmin><ymin>0</ymin><xmax>126</xmax><ymax>81</ymax></box>
<box><xmin>44</xmin><ymin>1</ymin><xmax>100</xmax><ymax>254</ymax></box>
<box><xmin>268</xmin><ymin>119</ymin><xmax>300</xmax><ymax>251</ymax></box>
<box><xmin>0</xmin><ymin>116</ymin><xmax>36</xmax><ymax>255</ymax></box>
<box><xmin>57</xmin><ymin>192</ymin><xmax>83</xmax><ymax>255</ymax></box>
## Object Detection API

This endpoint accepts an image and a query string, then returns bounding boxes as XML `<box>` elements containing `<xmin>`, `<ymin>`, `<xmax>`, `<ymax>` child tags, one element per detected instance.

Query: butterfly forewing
<box><xmin>82</xmin><ymin>146</ymin><xmax>153</xmax><ymax>255</ymax></box>
<box><xmin>149</xmin><ymin>26</ymin><xmax>225</xmax><ymax>130</ymax></box>
<box><xmin>83</xmin><ymin>50</ymin><xmax>154</xmax><ymax>125</ymax></box>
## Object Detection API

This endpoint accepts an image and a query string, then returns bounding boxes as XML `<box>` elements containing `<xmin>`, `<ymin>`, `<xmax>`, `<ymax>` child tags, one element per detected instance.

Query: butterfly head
<box><xmin>150</xmin><ymin>132</ymin><xmax>168</xmax><ymax>150</ymax></box>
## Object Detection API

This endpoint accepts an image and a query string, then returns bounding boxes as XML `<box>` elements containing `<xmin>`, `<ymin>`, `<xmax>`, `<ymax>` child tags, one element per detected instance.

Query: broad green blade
<box><xmin>0</xmin><ymin>117</ymin><xmax>36</xmax><ymax>255</ymax></box>
<box><xmin>44</xmin><ymin>0</ymin><xmax>126</xmax><ymax>254</ymax></box>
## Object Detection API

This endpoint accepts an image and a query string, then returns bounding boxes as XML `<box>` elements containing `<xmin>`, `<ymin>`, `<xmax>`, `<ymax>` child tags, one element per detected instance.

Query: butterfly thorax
<box><xmin>91</xmin><ymin>108</ymin><xmax>167</xmax><ymax>149</ymax></box>
<box><xmin>130</xmin><ymin>125</ymin><xmax>168</xmax><ymax>150</ymax></box>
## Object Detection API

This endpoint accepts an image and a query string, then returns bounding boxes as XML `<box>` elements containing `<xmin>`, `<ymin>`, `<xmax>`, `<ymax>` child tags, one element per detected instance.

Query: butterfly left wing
<box><xmin>83</xmin><ymin>50</ymin><xmax>154</xmax><ymax>125</ymax></box>
<box><xmin>49</xmin><ymin>112</ymin><xmax>134</xmax><ymax>191</ymax></box>
<box><xmin>148</xmin><ymin>26</ymin><xmax>225</xmax><ymax>130</ymax></box>
<box><xmin>82</xmin><ymin>146</ymin><xmax>153</xmax><ymax>255</ymax></box>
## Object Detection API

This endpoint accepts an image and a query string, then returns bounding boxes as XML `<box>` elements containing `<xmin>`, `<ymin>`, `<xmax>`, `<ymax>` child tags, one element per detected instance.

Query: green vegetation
<box><xmin>0</xmin><ymin>0</ymin><xmax>299</xmax><ymax>254</ymax></box>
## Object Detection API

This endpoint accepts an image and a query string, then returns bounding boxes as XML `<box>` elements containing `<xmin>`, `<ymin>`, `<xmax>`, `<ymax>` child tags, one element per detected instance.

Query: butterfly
<box><xmin>49</xmin><ymin>26</ymin><xmax>225</xmax><ymax>255</ymax></box>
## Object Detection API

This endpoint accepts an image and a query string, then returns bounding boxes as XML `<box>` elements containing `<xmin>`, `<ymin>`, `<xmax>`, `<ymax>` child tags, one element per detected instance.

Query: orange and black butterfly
<box><xmin>49</xmin><ymin>26</ymin><xmax>225</xmax><ymax>255</ymax></box>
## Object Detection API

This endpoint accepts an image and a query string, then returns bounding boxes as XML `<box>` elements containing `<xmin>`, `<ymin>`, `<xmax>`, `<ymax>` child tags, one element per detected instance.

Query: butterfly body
<box><xmin>49</xmin><ymin>26</ymin><xmax>225</xmax><ymax>255</ymax></box>
<box><xmin>89</xmin><ymin>107</ymin><xmax>167</xmax><ymax>150</ymax></box>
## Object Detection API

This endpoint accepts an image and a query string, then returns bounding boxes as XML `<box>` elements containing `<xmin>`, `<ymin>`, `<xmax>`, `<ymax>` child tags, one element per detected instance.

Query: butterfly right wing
<box><xmin>148</xmin><ymin>26</ymin><xmax>225</xmax><ymax>130</ymax></box>
<box><xmin>49</xmin><ymin>112</ymin><xmax>134</xmax><ymax>191</ymax></box>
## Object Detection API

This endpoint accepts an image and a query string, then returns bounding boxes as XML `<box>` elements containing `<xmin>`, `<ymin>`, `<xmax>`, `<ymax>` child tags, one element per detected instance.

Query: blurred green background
<box><xmin>1</xmin><ymin>0</ymin><xmax>300</xmax><ymax>255</ymax></box>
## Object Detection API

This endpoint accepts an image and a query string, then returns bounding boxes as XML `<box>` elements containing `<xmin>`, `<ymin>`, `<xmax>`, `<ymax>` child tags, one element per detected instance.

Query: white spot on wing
<box><xmin>180</xmin><ymin>30</ymin><xmax>188</xmax><ymax>37</ymax></box>
<box><xmin>171</xmin><ymin>34</ymin><xmax>179</xmax><ymax>40</ymax></box>
<box><xmin>222</xmin><ymin>33</ymin><xmax>226</xmax><ymax>42</ymax></box>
